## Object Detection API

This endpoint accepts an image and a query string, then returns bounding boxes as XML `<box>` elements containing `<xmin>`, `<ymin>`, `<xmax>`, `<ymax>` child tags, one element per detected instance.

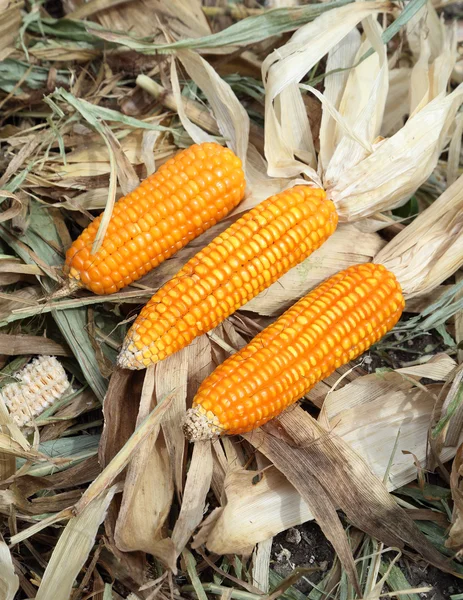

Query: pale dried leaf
<box><xmin>330</xmin><ymin>83</ymin><xmax>463</xmax><ymax>221</ymax></box>
<box><xmin>262</xmin><ymin>1</ymin><xmax>389</xmax><ymax>182</ymax></box>
<box><xmin>324</xmin><ymin>17</ymin><xmax>388</xmax><ymax>184</ymax></box>
<box><xmin>381</xmin><ymin>68</ymin><xmax>412</xmax><ymax>136</ymax></box>
<box><xmin>171</xmin><ymin>440</ymin><xmax>213</xmax><ymax>558</ymax></box>
<box><xmin>157</xmin><ymin>349</ymin><xmax>189</xmax><ymax>494</ymax></box>
<box><xmin>35</xmin><ymin>485</ymin><xmax>118</xmax><ymax>600</ymax></box>
<box><xmin>0</xmin><ymin>535</ymin><xmax>19</xmax><ymax>600</ymax></box>
<box><xmin>319</xmin><ymin>29</ymin><xmax>361</xmax><ymax>170</ymax></box>
<box><xmin>177</xmin><ymin>49</ymin><xmax>250</xmax><ymax>167</ymax></box>
<box><xmin>114</xmin><ymin>367</ymin><xmax>175</xmax><ymax>563</ymax></box>
<box><xmin>251</xmin><ymin>538</ymin><xmax>272</xmax><ymax>593</ymax></box>
<box><xmin>376</xmin><ymin>173</ymin><xmax>463</xmax><ymax>297</ymax></box>
<box><xmin>447</xmin><ymin>112</ymin><xmax>463</xmax><ymax>185</ymax></box>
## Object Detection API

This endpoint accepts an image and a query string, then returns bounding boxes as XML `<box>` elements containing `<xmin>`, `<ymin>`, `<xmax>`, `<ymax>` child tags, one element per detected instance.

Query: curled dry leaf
<box><xmin>376</xmin><ymin>174</ymin><xmax>463</xmax><ymax>298</ymax></box>
<box><xmin>0</xmin><ymin>534</ymin><xmax>19</xmax><ymax>600</ymax></box>
<box><xmin>35</xmin><ymin>485</ymin><xmax>119</xmax><ymax>600</ymax></box>
<box><xmin>114</xmin><ymin>367</ymin><xmax>175</xmax><ymax>566</ymax></box>
<box><xmin>446</xmin><ymin>443</ymin><xmax>463</xmax><ymax>551</ymax></box>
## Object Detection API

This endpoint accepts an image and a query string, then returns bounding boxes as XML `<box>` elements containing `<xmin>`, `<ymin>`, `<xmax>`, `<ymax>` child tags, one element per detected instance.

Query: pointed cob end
<box><xmin>49</xmin><ymin>278</ymin><xmax>80</xmax><ymax>300</ymax></box>
<box><xmin>116</xmin><ymin>342</ymin><xmax>151</xmax><ymax>370</ymax></box>
<box><xmin>183</xmin><ymin>405</ymin><xmax>223</xmax><ymax>442</ymax></box>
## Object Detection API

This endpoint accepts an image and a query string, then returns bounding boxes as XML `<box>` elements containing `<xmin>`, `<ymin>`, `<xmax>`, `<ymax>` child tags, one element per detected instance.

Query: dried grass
<box><xmin>1</xmin><ymin>0</ymin><xmax>463</xmax><ymax>598</ymax></box>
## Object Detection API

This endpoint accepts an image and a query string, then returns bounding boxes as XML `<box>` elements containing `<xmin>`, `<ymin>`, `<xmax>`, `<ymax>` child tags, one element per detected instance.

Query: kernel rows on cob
<box><xmin>118</xmin><ymin>186</ymin><xmax>337</xmax><ymax>369</ymax></box>
<box><xmin>65</xmin><ymin>142</ymin><xmax>245</xmax><ymax>295</ymax></box>
<box><xmin>2</xmin><ymin>356</ymin><xmax>71</xmax><ymax>429</ymax></box>
<box><xmin>183</xmin><ymin>263</ymin><xmax>405</xmax><ymax>440</ymax></box>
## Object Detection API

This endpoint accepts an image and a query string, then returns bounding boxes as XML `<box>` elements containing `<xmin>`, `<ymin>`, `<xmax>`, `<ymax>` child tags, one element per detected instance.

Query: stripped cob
<box><xmin>118</xmin><ymin>186</ymin><xmax>337</xmax><ymax>369</ymax></box>
<box><xmin>65</xmin><ymin>142</ymin><xmax>245</xmax><ymax>295</ymax></box>
<box><xmin>2</xmin><ymin>356</ymin><xmax>70</xmax><ymax>429</ymax></box>
<box><xmin>183</xmin><ymin>263</ymin><xmax>404</xmax><ymax>440</ymax></box>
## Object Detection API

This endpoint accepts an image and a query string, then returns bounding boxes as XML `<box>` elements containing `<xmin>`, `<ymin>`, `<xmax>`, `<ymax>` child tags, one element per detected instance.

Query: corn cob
<box><xmin>118</xmin><ymin>186</ymin><xmax>337</xmax><ymax>369</ymax></box>
<box><xmin>65</xmin><ymin>142</ymin><xmax>245</xmax><ymax>295</ymax></box>
<box><xmin>183</xmin><ymin>263</ymin><xmax>404</xmax><ymax>440</ymax></box>
<box><xmin>2</xmin><ymin>356</ymin><xmax>70</xmax><ymax>429</ymax></box>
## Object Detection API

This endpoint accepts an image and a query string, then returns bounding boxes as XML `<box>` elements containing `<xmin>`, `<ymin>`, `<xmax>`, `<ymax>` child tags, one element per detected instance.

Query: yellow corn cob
<box><xmin>118</xmin><ymin>186</ymin><xmax>337</xmax><ymax>369</ymax></box>
<box><xmin>2</xmin><ymin>356</ymin><xmax>70</xmax><ymax>429</ymax></box>
<box><xmin>65</xmin><ymin>142</ymin><xmax>245</xmax><ymax>295</ymax></box>
<box><xmin>183</xmin><ymin>263</ymin><xmax>405</xmax><ymax>440</ymax></box>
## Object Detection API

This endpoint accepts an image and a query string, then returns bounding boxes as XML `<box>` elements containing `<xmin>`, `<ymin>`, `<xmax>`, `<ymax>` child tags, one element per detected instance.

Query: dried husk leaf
<box><xmin>328</xmin><ymin>83</ymin><xmax>463</xmax><ymax>220</ymax></box>
<box><xmin>318</xmin><ymin>29</ymin><xmax>361</xmax><ymax>170</ymax></box>
<box><xmin>323</xmin><ymin>17</ymin><xmax>388</xmax><ymax>186</ymax></box>
<box><xmin>35</xmin><ymin>485</ymin><xmax>118</xmax><ymax>600</ymax></box>
<box><xmin>262</xmin><ymin>0</ymin><xmax>461</xmax><ymax>221</ymax></box>
<box><xmin>381</xmin><ymin>68</ymin><xmax>411</xmax><ymax>136</ymax></box>
<box><xmin>244</xmin><ymin>223</ymin><xmax>385</xmax><ymax>316</ymax></box>
<box><xmin>247</xmin><ymin>424</ymin><xmax>363</xmax><ymax>595</ymax></box>
<box><xmin>446</xmin><ymin>443</ymin><xmax>463</xmax><ymax>550</ymax></box>
<box><xmin>251</xmin><ymin>538</ymin><xmax>272</xmax><ymax>593</ymax></box>
<box><xmin>376</xmin><ymin>174</ymin><xmax>463</xmax><ymax>297</ymax></box>
<box><xmin>0</xmin><ymin>534</ymin><xmax>19</xmax><ymax>600</ymax></box>
<box><xmin>114</xmin><ymin>367</ymin><xmax>175</xmax><ymax>565</ymax></box>
<box><xmin>171</xmin><ymin>441</ymin><xmax>213</xmax><ymax>559</ymax></box>
<box><xmin>99</xmin><ymin>368</ymin><xmax>147</xmax><ymax>587</ymax></box>
<box><xmin>406</xmin><ymin>1</ymin><xmax>444</xmax><ymax>61</ymax></box>
<box><xmin>263</xmin><ymin>2</ymin><xmax>389</xmax><ymax>182</ymax></box>
<box><xmin>176</xmin><ymin>50</ymin><xmax>249</xmax><ymax>168</ymax></box>
<box><xmin>447</xmin><ymin>112</ymin><xmax>463</xmax><ymax>186</ymax></box>
<box><xmin>156</xmin><ymin>349</ymin><xmax>188</xmax><ymax>495</ymax></box>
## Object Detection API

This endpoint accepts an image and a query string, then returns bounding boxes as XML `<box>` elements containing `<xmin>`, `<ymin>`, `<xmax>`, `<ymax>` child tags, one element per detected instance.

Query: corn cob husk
<box><xmin>262</xmin><ymin>2</ymin><xmax>462</xmax><ymax>221</ymax></box>
<box><xmin>2</xmin><ymin>356</ymin><xmax>71</xmax><ymax>429</ymax></box>
<box><xmin>198</xmin><ymin>355</ymin><xmax>457</xmax><ymax>555</ymax></box>
<box><xmin>376</xmin><ymin>173</ymin><xmax>463</xmax><ymax>298</ymax></box>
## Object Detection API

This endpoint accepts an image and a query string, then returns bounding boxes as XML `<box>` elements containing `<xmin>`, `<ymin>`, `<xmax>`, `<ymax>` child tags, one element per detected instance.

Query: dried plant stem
<box><xmin>201</xmin><ymin>6</ymin><xmax>262</xmax><ymax>19</ymax></box>
<box><xmin>66</xmin><ymin>0</ymin><xmax>132</xmax><ymax>20</ymax></box>
<box><xmin>181</xmin><ymin>583</ymin><xmax>261</xmax><ymax>600</ymax></box>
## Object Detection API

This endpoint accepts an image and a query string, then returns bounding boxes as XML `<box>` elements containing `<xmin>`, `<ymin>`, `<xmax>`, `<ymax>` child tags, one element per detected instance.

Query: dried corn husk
<box><xmin>261</xmin><ymin>1</ymin><xmax>461</xmax><ymax>220</ymax></box>
<box><xmin>200</xmin><ymin>355</ymin><xmax>457</xmax><ymax>554</ymax></box>
<box><xmin>0</xmin><ymin>0</ymin><xmax>22</xmax><ymax>55</ymax></box>
<box><xmin>0</xmin><ymin>534</ymin><xmax>19</xmax><ymax>600</ymax></box>
<box><xmin>376</xmin><ymin>174</ymin><xmax>463</xmax><ymax>298</ymax></box>
<box><xmin>114</xmin><ymin>367</ymin><xmax>175</xmax><ymax>566</ymax></box>
<box><xmin>35</xmin><ymin>485</ymin><xmax>118</xmax><ymax>600</ymax></box>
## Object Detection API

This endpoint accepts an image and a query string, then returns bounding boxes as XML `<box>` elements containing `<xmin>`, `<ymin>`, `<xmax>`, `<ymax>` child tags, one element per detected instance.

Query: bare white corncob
<box><xmin>2</xmin><ymin>356</ymin><xmax>70</xmax><ymax>428</ymax></box>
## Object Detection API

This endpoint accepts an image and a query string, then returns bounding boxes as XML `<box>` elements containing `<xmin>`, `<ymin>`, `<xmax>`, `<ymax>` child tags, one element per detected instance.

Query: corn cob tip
<box><xmin>116</xmin><ymin>344</ymin><xmax>149</xmax><ymax>370</ymax></box>
<box><xmin>49</xmin><ymin>278</ymin><xmax>80</xmax><ymax>300</ymax></box>
<box><xmin>183</xmin><ymin>405</ymin><xmax>222</xmax><ymax>442</ymax></box>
